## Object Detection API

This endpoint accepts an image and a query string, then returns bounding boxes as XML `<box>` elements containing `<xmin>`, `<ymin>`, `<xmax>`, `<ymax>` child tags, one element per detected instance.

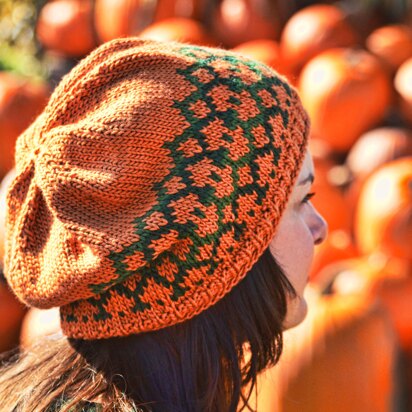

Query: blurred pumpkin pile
<box><xmin>1</xmin><ymin>0</ymin><xmax>412</xmax><ymax>410</ymax></box>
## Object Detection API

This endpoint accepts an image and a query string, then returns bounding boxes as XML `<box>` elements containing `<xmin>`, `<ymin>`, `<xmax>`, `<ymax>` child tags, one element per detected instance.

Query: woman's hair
<box><xmin>0</xmin><ymin>249</ymin><xmax>295</xmax><ymax>412</ymax></box>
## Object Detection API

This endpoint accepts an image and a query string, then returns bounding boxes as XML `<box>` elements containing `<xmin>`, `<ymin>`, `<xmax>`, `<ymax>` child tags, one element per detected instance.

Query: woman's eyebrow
<box><xmin>298</xmin><ymin>173</ymin><xmax>314</xmax><ymax>186</ymax></box>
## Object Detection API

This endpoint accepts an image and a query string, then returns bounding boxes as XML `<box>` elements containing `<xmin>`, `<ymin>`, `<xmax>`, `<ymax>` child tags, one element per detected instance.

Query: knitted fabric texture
<box><xmin>5</xmin><ymin>39</ymin><xmax>309</xmax><ymax>339</ymax></box>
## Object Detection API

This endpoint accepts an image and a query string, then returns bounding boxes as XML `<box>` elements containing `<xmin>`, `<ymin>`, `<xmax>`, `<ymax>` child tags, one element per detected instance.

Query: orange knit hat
<box><xmin>5</xmin><ymin>39</ymin><xmax>309</xmax><ymax>339</ymax></box>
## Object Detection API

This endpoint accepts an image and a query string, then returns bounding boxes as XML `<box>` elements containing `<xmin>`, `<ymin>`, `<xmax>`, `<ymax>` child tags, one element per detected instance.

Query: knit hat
<box><xmin>5</xmin><ymin>39</ymin><xmax>309</xmax><ymax>339</ymax></box>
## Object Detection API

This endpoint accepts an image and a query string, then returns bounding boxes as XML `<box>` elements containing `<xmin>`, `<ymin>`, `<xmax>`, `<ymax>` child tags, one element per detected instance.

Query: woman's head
<box><xmin>4</xmin><ymin>38</ymin><xmax>311</xmax><ymax>340</ymax></box>
<box><xmin>0</xmin><ymin>38</ymin><xmax>327</xmax><ymax>412</ymax></box>
<box><xmin>270</xmin><ymin>151</ymin><xmax>327</xmax><ymax>329</ymax></box>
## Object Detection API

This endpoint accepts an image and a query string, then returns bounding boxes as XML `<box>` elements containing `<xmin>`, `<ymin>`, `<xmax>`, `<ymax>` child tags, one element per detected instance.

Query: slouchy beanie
<box><xmin>5</xmin><ymin>39</ymin><xmax>309</xmax><ymax>339</ymax></box>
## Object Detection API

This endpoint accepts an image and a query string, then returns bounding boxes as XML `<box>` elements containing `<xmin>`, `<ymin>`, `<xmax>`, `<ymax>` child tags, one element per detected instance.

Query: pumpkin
<box><xmin>347</xmin><ymin>127</ymin><xmax>412</xmax><ymax>182</ymax></box>
<box><xmin>330</xmin><ymin>255</ymin><xmax>412</xmax><ymax>351</ymax></box>
<box><xmin>280</xmin><ymin>4</ymin><xmax>358</xmax><ymax>75</ymax></box>
<box><xmin>211</xmin><ymin>0</ymin><xmax>281</xmax><ymax>48</ymax></box>
<box><xmin>36</xmin><ymin>0</ymin><xmax>97</xmax><ymax>57</ymax></box>
<box><xmin>355</xmin><ymin>157</ymin><xmax>412</xmax><ymax>261</ymax></box>
<box><xmin>309</xmin><ymin>230</ymin><xmax>358</xmax><ymax>284</ymax></box>
<box><xmin>137</xmin><ymin>17</ymin><xmax>214</xmax><ymax>46</ymax></box>
<box><xmin>94</xmin><ymin>0</ymin><xmax>156</xmax><ymax>43</ymax></box>
<box><xmin>309</xmin><ymin>255</ymin><xmax>412</xmax><ymax>408</ymax></box>
<box><xmin>0</xmin><ymin>73</ymin><xmax>49</xmax><ymax>178</ymax></box>
<box><xmin>376</xmin><ymin>273</ymin><xmax>412</xmax><ymax>354</ymax></box>
<box><xmin>394</xmin><ymin>57</ymin><xmax>412</xmax><ymax>126</ymax></box>
<box><xmin>154</xmin><ymin>0</ymin><xmax>210</xmax><ymax>22</ymax></box>
<box><xmin>366</xmin><ymin>24</ymin><xmax>412</xmax><ymax>73</ymax></box>
<box><xmin>232</xmin><ymin>39</ymin><xmax>291</xmax><ymax>80</ymax></box>
<box><xmin>255</xmin><ymin>289</ymin><xmax>398</xmax><ymax>412</ymax></box>
<box><xmin>298</xmin><ymin>48</ymin><xmax>392</xmax><ymax>153</ymax></box>
<box><xmin>345</xmin><ymin>127</ymin><xmax>412</xmax><ymax>211</ymax></box>
<box><xmin>20</xmin><ymin>307</ymin><xmax>61</xmax><ymax>348</ymax></box>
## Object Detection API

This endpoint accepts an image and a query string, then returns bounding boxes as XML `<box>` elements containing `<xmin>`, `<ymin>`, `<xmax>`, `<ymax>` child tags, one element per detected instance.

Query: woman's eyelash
<box><xmin>302</xmin><ymin>192</ymin><xmax>316</xmax><ymax>203</ymax></box>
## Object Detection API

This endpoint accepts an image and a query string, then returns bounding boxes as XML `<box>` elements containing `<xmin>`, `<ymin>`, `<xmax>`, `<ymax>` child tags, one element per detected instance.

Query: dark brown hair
<box><xmin>0</xmin><ymin>249</ymin><xmax>295</xmax><ymax>412</ymax></box>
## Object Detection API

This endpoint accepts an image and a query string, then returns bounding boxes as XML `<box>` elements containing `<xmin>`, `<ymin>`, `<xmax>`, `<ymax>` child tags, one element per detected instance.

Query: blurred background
<box><xmin>0</xmin><ymin>0</ymin><xmax>412</xmax><ymax>410</ymax></box>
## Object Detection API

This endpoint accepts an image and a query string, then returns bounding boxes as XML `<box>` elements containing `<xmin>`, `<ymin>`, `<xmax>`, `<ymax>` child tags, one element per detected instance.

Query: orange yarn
<box><xmin>5</xmin><ymin>39</ymin><xmax>309</xmax><ymax>339</ymax></box>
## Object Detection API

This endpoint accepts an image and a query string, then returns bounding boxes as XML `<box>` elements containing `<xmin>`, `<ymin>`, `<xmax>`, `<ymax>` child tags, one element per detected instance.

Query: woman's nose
<box><xmin>312</xmin><ymin>209</ymin><xmax>328</xmax><ymax>245</ymax></box>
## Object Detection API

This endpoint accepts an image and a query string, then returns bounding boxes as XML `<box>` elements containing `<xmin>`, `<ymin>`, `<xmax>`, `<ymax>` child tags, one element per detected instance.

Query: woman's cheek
<box><xmin>270</xmin><ymin>210</ymin><xmax>314</xmax><ymax>297</ymax></box>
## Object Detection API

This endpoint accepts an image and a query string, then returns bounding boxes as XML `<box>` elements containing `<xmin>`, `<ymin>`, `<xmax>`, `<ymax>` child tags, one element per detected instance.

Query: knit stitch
<box><xmin>5</xmin><ymin>39</ymin><xmax>309</xmax><ymax>339</ymax></box>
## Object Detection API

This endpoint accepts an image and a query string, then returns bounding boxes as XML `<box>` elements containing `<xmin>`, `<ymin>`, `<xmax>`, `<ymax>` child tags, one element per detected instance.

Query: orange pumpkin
<box><xmin>394</xmin><ymin>57</ymin><xmax>412</xmax><ymax>126</ymax></box>
<box><xmin>366</xmin><ymin>24</ymin><xmax>412</xmax><ymax>73</ymax></box>
<box><xmin>138</xmin><ymin>17</ymin><xmax>214</xmax><ymax>46</ymax></box>
<box><xmin>280</xmin><ymin>4</ymin><xmax>358</xmax><ymax>75</ymax></box>
<box><xmin>345</xmin><ymin>127</ymin><xmax>412</xmax><ymax>211</ymax></box>
<box><xmin>299</xmin><ymin>48</ymin><xmax>392</xmax><ymax>153</ymax></box>
<box><xmin>211</xmin><ymin>0</ymin><xmax>281</xmax><ymax>48</ymax></box>
<box><xmin>94</xmin><ymin>0</ymin><xmax>156</xmax><ymax>43</ymax></box>
<box><xmin>36</xmin><ymin>0</ymin><xmax>97</xmax><ymax>57</ymax></box>
<box><xmin>0</xmin><ymin>73</ymin><xmax>49</xmax><ymax>178</ymax></box>
<box><xmin>154</xmin><ymin>0</ymin><xmax>209</xmax><ymax>22</ymax></box>
<box><xmin>331</xmin><ymin>255</ymin><xmax>412</xmax><ymax>350</ymax></box>
<box><xmin>347</xmin><ymin>127</ymin><xmax>412</xmax><ymax>182</ymax></box>
<box><xmin>232</xmin><ymin>39</ymin><xmax>291</xmax><ymax>80</ymax></box>
<box><xmin>355</xmin><ymin>157</ymin><xmax>412</xmax><ymax>261</ymax></box>
<box><xmin>325</xmin><ymin>254</ymin><xmax>412</xmax><ymax>404</ymax></box>
<box><xmin>256</xmin><ymin>290</ymin><xmax>398</xmax><ymax>412</ymax></box>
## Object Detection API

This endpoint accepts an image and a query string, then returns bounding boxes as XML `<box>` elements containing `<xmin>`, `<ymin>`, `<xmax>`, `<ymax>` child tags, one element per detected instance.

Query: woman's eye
<box><xmin>302</xmin><ymin>192</ymin><xmax>316</xmax><ymax>204</ymax></box>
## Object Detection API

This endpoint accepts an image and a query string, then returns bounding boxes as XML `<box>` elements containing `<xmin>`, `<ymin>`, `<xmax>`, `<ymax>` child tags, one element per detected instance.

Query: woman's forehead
<box><xmin>298</xmin><ymin>151</ymin><xmax>314</xmax><ymax>182</ymax></box>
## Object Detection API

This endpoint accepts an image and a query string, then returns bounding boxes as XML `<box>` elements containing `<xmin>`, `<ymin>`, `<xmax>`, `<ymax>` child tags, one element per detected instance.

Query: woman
<box><xmin>0</xmin><ymin>38</ymin><xmax>326</xmax><ymax>411</ymax></box>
